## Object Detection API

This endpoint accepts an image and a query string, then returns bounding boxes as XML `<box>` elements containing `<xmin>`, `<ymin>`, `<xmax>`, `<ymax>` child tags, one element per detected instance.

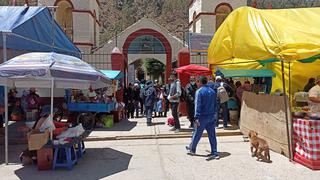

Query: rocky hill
<box><xmin>99</xmin><ymin>0</ymin><xmax>188</xmax><ymax>43</ymax></box>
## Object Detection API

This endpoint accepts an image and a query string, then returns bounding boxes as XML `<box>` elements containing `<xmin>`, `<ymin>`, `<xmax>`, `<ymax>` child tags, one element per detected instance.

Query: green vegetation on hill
<box><xmin>99</xmin><ymin>0</ymin><xmax>188</xmax><ymax>44</ymax></box>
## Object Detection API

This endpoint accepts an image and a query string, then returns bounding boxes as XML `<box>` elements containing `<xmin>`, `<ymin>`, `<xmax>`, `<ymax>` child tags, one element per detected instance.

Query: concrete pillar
<box><xmin>111</xmin><ymin>47</ymin><xmax>124</xmax><ymax>103</ymax></box>
<box><xmin>177</xmin><ymin>47</ymin><xmax>190</xmax><ymax>116</ymax></box>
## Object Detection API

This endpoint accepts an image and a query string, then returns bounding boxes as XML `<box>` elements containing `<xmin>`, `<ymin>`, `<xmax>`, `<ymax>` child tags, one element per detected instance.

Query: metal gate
<box><xmin>82</xmin><ymin>53</ymin><xmax>112</xmax><ymax>70</ymax></box>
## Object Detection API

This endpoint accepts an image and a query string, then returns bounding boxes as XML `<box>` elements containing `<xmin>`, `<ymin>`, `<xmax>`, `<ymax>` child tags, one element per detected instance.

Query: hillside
<box><xmin>99</xmin><ymin>0</ymin><xmax>188</xmax><ymax>44</ymax></box>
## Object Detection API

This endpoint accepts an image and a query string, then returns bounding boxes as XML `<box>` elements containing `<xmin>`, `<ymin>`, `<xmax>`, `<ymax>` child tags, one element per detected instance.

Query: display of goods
<box><xmin>307</xmin><ymin>112</ymin><xmax>320</xmax><ymax>120</ymax></box>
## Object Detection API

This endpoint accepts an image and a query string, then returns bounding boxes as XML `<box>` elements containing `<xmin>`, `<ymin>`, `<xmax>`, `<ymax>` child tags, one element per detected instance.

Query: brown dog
<box><xmin>248</xmin><ymin>130</ymin><xmax>271</xmax><ymax>162</ymax></box>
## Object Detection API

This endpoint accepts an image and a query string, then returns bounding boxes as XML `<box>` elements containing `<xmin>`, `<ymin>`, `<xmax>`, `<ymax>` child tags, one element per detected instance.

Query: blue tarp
<box><xmin>0</xmin><ymin>6</ymin><xmax>81</xmax><ymax>57</ymax></box>
<box><xmin>100</xmin><ymin>70</ymin><xmax>124</xmax><ymax>80</ymax></box>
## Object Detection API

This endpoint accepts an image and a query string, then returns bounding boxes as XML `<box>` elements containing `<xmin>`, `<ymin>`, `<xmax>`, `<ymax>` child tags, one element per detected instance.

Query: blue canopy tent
<box><xmin>100</xmin><ymin>70</ymin><xmax>124</xmax><ymax>80</ymax></box>
<box><xmin>0</xmin><ymin>6</ymin><xmax>81</xmax><ymax>58</ymax></box>
<box><xmin>0</xmin><ymin>6</ymin><xmax>81</xmax><ymax>165</ymax></box>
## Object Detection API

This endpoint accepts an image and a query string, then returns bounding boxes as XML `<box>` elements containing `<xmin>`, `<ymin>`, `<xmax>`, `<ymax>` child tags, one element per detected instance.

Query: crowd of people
<box><xmin>124</xmin><ymin>71</ymin><xmax>254</xmax><ymax>131</ymax></box>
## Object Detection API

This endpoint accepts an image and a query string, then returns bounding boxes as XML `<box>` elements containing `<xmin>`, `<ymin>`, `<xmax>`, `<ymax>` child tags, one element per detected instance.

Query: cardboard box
<box><xmin>27</xmin><ymin>129</ymin><xmax>49</xmax><ymax>151</ymax></box>
<box><xmin>37</xmin><ymin>148</ymin><xmax>53</xmax><ymax>171</ymax></box>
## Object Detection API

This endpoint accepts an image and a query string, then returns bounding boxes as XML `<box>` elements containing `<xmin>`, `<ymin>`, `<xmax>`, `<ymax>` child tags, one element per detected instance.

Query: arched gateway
<box><xmin>94</xmin><ymin>18</ymin><xmax>186</xmax><ymax>84</ymax></box>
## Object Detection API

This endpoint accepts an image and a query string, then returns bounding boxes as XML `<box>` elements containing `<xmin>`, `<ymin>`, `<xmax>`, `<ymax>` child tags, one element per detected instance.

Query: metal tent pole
<box><xmin>281</xmin><ymin>60</ymin><xmax>293</xmax><ymax>160</ymax></box>
<box><xmin>50</xmin><ymin>78</ymin><xmax>54</xmax><ymax>140</ymax></box>
<box><xmin>3</xmin><ymin>33</ymin><xmax>8</xmax><ymax>165</ymax></box>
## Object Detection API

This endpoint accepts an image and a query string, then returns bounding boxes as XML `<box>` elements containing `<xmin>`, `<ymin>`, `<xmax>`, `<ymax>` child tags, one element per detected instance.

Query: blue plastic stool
<box><xmin>52</xmin><ymin>144</ymin><xmax>77</xmax><ymax>170</ymax></box>
<box><xmin>76</xmin><ymin>140</ymin><xmax>86</xmax><ymax>158</ymax></box>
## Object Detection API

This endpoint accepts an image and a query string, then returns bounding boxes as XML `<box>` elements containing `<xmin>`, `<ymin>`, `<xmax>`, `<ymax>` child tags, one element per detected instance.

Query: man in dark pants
<box><xmin>125</xmin><ymin>83</ymin><xmax>134</xmax><ymax>119</ymax></box>
<box><xmin>186</xmin><ymin>76</ymin><xmax>219</xmax><ymax>160</ymax></box>
<box><xmin>143</xmin><ymin>81</ymin><xmax>156</xmax><ymax>126</ymax></box>
<box><xmin>168</xmin><ymin>72</ymin><xmax>181</xmax><ymax>132</ymax></box>
<box><xmin>139</xmin><ymin>80</ymin><xmax>146</xmax><ymax>116</ymax></box>
<box><xmin>214</xmin><ymin>76</ymin><xmax>233</xmax><ymax>129</ymax></box>
<box><xmin>185</xmin><ymin>76</ymin><xmax>198</xmax><ymax>128</ymax></box>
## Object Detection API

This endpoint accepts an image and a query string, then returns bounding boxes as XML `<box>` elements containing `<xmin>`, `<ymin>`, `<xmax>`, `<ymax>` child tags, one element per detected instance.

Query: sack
<box><xmin>217</xmin><ymin>83</ymin><xmax>229</xmax><ymax>103</ymax></box>
<box><xmin>103</xmin><ymin>115</ymin><xmax>114</xmax><ymax>128</ymax></box>
<box><xmin>56</xmin><ymin>124</ymin><xmax>85</xmax><ymax>139</ymax></box>
<box><xmin>167</xmin><ymin>117</ymin><xmax>175</xmax><ymax>126</ymax></box>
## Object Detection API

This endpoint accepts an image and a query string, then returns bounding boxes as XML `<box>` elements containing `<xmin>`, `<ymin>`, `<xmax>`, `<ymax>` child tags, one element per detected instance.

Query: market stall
<box><xmin>100</xmin><ymin>70</ymin><xmax>125</xmax><ymax>123</ymax></box>
<box><xmin>0</xmin><ymin>6</ymin><xmax>82</xmax><ymax>166</ymax></box>
<box><xmin>65</xmin><ymin>70</ymin><xmax>124</xmax><ymax>129</ymax></box>
<box><xmin>216</xmin><ymin>69</ymin><xmax>275</xmax><ymax>94</ymax></box>
<box><xmin>207</xmin><ymin>6</ymin><xmax>320</xmax><ymax>169</ymax></box>
<box><xmin>0</xmin><ymin>52</ymin><xmax>110</xmax><ymax>169</ymax></box>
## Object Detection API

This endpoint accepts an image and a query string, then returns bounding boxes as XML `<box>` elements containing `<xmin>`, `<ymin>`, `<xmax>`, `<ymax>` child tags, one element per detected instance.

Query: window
<box><xmin>215</xmin><ymin>4</ymin><xmax>232</xmax><ymax>31</ymax></box>
<box><xmin>55</xmin><ymin>0</ymin><xmax>73</xmax><ymax>41</ymax></box>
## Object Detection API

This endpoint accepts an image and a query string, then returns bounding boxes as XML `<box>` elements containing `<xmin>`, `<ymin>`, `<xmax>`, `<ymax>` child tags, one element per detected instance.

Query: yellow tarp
<box><xmin>208</xmin><ymin>6</ymin><xmax>320</xmax><ymax>94</ymax></box>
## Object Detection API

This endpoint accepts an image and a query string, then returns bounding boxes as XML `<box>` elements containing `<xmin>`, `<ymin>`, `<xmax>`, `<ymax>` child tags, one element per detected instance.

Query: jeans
<box><xmin>217</xmin><ymin>102</ymin><xmax>229</xmax><ymax>128</ymax></box>
<box><xmin>145</xmin><ymin>106</ymin><xmax>153</xmax><ymax>123</ymax></box>
<box><xmin>171</xmin><ymin>102</ymin><xmax>180</xmax><ymax>129</ymax></box>
<box><xmin>189</xmin><ymin>120</ymin><xmax>218</xmax><ymax>156</ymax></box>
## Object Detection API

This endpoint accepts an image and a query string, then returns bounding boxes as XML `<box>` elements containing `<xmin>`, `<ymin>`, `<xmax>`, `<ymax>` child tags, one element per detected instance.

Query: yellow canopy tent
<box><xmin>208</xmin><ymin>6</ymin><xmax>320</xmax><ymax>160</ymax></box>
<box><xmin>208</xmin><ymin>6</ymin><xmax>320</xmax><ymax>94</ymax></box>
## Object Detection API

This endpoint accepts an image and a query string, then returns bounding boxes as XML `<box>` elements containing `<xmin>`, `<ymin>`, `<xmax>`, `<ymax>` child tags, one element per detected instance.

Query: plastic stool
<box><xmin>52</xmin><ymin>145</ymin><xmax>77</xmax><ymax>170</ymax></box>
<box><xmin>76</xmin><ymin>140</ymin><xmax>86</xmax><ymax>158</ymax></box>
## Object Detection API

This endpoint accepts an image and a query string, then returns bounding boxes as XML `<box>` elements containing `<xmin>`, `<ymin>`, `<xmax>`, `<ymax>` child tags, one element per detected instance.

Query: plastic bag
<box><xmin>103</xmin><ymin>115</ymin><xmax>114</xmax><ymax>128</ymax></box>
<box><xmin>56</xmin><ymin>124</ymin><xmax>85</xmax><ymax>139</ymax></box>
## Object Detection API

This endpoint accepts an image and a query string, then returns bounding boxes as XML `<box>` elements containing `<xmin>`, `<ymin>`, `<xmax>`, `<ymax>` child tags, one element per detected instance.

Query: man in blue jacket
<box><xmin>142</xmin><ymin>81</ymin><xmax>157</xmax><ymax>126</ymax></box>
<box><xmin>186</xmin><ymin>76</ymin><xmax>219</xmax><ymax>160</ymax></box>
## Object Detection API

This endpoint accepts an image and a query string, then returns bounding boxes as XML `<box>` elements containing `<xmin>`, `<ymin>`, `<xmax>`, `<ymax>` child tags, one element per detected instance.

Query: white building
<box><xmin>189</xmin><ymin>0</ymin><xmax>247</xmax><ymax>35</ymax></box>
<box><xmin>38</xmin><ymin>0</ymin><xmax>101</xmax><ymax>53</ymax></box>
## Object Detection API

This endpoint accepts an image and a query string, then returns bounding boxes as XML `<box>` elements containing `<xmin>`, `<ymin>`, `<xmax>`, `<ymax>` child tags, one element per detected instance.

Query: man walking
<box><xmin>186</xmin><ymin>76</ymin><xmax>219</xmax><ymax>160</ymax></box>
<box><xmin>185</xmin><ymin>76</ymin><xmax>198</xmax><ymax>128</ymax></box>
<box><xmin>143</xmin><ymin>81</ymin><xmax>156</xmax><ymax>126</ymax></box>
<box><xmin>168</xmin><ymin>71</ymin><xmax>181</xmax><ymax>132</ymax></box>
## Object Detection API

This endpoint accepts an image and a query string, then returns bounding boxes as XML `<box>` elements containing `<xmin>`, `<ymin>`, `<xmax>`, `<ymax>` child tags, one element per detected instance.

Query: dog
<box><xmin>248</xmin><ymin>130</ymin><xmax>271</xmax><ymax>162</ymax></box>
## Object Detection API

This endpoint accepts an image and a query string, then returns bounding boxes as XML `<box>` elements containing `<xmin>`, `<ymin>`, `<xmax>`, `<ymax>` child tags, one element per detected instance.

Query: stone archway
<box><xmin>123</xmin><ymin>28</ymin><xmax>172</xmax><ymax>83</ymax></box>
<box><xmin>128</xmin><ymin>58</ymin><xmax>166</xmax><ymax>84</ymax></box>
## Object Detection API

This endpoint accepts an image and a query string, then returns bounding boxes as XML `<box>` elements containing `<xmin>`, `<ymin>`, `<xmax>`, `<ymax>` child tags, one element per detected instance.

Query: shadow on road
<box><xmin>13</xmin><ymin>148</ymin><xmax>132</xmax><ymax>180</ymax></box>
<box><xmin>205</xmin><ymin>150</ymin><xmax>231</xmax><ymax>159</ymax></box>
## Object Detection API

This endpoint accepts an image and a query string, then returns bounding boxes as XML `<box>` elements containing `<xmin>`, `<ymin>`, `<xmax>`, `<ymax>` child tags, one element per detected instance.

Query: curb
<box><xmin>84</xmin><ymin>131</ymin><xmax>243</xmax><ymax>142</ymax></box>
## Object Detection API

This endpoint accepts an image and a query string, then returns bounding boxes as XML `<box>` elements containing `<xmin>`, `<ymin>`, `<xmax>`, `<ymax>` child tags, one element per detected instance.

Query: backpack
<box><xmin>217</xmin><ymin>83</ymin><xmax>229</xmax><ymax>103</ymax></box>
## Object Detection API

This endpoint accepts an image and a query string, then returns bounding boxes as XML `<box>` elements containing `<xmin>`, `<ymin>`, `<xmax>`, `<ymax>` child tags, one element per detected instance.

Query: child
<box><xmin>155</xmin><ymin>87</ymin><xmax>164</xmax><ymax>117</ymax></box>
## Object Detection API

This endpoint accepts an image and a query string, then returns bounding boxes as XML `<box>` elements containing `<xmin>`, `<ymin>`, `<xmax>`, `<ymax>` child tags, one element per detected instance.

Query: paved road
<box><xmin>1</xmin><ymin>136</ymin><xmax>319</xmax><ymax>180</ymax></box>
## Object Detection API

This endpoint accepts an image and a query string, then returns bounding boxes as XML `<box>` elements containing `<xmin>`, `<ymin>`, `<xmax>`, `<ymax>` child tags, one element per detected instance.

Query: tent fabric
<box><xmin>0</xmin><ymin>52</ymin><xmax>110</xmax><ymax>89</ymax></box>
<box><xmin>0</xmin><ymin>6</ymin><xmax>80</xmax><ymax>57</ymax></box>
<box><xmin>216</xmin><ymin>69</ymin><xmax>275</xmax><ymax>78</ymax></box>
<box><xmin>207</xmin><ymin>7</ymin><xmax>320</xmax><ymax>94</ymax></box>
<box><xmin>208</xmin><ymin>6</ymin><xmax>320</xmax><ymax>64</ymax></box>
<box><xmin>100</xmin><ymin>70</ymin><xmax>124</xmax><ymax>80</ymax></box>
<box><xmin>175</xmin><ymin>64</ymin><xmax>212</xmax><ymax>76</ymax></box>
